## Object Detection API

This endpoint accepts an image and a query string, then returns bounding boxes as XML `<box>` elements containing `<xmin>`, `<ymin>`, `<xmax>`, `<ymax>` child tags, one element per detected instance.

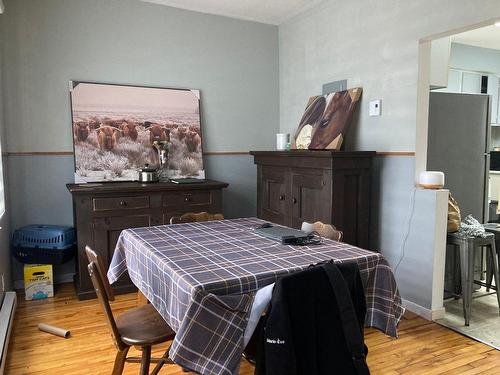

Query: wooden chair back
<box><xmin>85</xmin><ymin>247</ymin><xmax>125</xmax><ymax>351</ymax></box>
<box><xmin>85</xmin><ymin>246</ymin><xmax>115</xmax><ymax>301</ymax></box>
<box><xmin>170</xmin><ymin>211</ymin><xmax>224</xmax><ymax>224</ymax></box>
<box><xmin>303</xmin><ymin>221</ymin><xmax>343</xmax><ymax>242</ymax></box>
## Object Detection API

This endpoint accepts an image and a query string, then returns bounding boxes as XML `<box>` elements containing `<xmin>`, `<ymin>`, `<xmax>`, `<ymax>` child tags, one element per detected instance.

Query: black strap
<box><xmin>321</xmin><ymin>262</ymin><xmax>370</xmax><ymax>375</ymax></box>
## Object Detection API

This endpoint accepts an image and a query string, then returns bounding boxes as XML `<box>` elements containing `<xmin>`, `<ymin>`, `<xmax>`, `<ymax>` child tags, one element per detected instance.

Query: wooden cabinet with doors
<box><xmin>67</xmin><ymin>180</ymin><xmax>228</xmax><ymax>300</ymax></box>
<box><xmin>259</xmin><ymin>166</ymin><xmax>288</xmax><ymax>225</ymax></box>
<box><xmin>251</xmin><ymin>151</ymin><xmax>375</xmax><ymax>248</ymax></box>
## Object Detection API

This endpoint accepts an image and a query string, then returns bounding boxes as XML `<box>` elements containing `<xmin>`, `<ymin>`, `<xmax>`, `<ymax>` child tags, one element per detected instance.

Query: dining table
<box><xmin>108</xmin><ymin>217</ymin><xmax>404</xmax><ymax>375</ymax></box>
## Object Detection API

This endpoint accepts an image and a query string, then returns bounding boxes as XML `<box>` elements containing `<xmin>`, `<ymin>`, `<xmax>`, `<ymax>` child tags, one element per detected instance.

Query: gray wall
<box><xmin>370</xmin><ymin>156</ymin><xmax>445</xmax><ymax>308</ymax></box>
<box><xmin>0</xmin><ymin>19</ymin><xmax>11</xmax><ymax>292</ymax></box>
<box><xmin>279</xmin><ymin>0</ymin><xmax>500</xmax><ymax>152</ymax></box>
<box><xmin>1</xmin><ymin>0</ymin><xmax>279</xmax><ymax>284</ymax></box>
<box><xmin>279</xmin><ymin>0</ymin><xmax>500</xmax><ymax>310</ymax></box>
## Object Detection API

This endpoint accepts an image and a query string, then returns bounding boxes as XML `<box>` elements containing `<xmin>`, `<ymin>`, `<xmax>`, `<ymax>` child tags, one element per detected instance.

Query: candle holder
<box><xmin>152</xmin><ymin>140</ymin><xmax>171</xmax><ymax>181</ymax></box>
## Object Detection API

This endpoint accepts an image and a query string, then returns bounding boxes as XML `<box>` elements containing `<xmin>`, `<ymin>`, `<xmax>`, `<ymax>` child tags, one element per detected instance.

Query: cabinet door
<box><xmin>435</xmin><ymin>69</ymin><xmax>462</xmax><ymax>93</ymax></box>
<box><xmin>497</xmin><ymin>80</ymin><xmax>500</xmax><ymax>126</ymax></box>
<box><xmin>448</xmin><ymin>70</ymin><xmax>463</xmax><ymax>93</ymax></box>
<box><xmin>488</xmin><ymin>75</ymin><xmax>499</xmax><ymax>124</ymax></box>
<box><xmin>290</xmin><ymin>169</ymin><xmax>331</xmax><ymax>229</ymax></box>
<box><xmin>430</xmin><ymin>37</ymin><xmax>451</xmax><ymax>89</ymax></box>
<box><xmin>93</xmin><ymin>214</ymin><xmax>154</xmax><ymax>291</ymax></box>
<box><xmin>462</xmin><ymin>72</ymin><xmax>482</xmax><ymax>94</ymax></box>
<box><xmin>258</xmin><ymin>166</ymin><xmax>288</xmax><ymax>225</ymax></box>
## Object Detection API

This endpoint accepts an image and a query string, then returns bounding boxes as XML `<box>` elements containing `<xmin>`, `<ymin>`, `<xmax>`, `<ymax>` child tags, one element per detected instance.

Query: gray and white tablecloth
<box><xmin>108</xmin><ymin>217</ymin><xmax>404</xmax><ymax>375</ymax></box>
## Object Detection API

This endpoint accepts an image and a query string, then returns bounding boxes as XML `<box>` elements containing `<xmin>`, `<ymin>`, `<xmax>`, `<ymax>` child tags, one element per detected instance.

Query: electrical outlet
<box><xmin>369</xmin><ymin>99</ymin><xmax>382</xmax><ymax>117</ymax></box>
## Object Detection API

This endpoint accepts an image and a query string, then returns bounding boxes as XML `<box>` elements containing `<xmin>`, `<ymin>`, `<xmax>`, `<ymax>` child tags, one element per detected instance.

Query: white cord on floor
<box><xmin>394</xmin><ymin>187</ymin><xmax>417</xmax><ymax>275</ymax></box>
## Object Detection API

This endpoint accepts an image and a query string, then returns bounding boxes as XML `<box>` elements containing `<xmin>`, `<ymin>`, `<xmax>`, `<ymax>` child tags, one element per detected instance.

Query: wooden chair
<box><xmin>85</xmin><ymin>246</ymin><xmax>176</xmax><ymax>375</ymax></box>
<box><xmin>302</xmin><ymin>221</ymin><xmax>343</xmax><ymax>242</ymax></box>
<box><xmin>170</xmin><ymin>211</ymin><xmax>224</xmax><ymax>224</ymax></box>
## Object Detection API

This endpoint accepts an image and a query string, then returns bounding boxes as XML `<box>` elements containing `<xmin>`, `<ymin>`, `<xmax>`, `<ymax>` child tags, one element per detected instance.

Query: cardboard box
<box><xmin>24</xmin><ymin>264</ymin><xmax>54</xmax><ymax>301</ymax></box>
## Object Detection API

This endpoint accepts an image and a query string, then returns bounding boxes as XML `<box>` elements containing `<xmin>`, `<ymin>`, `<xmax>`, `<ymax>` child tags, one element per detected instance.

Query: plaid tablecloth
<box><xmin>108</xmin><ymin>217</ymin><xmax>403</xmax><ymax>375</ymax></box>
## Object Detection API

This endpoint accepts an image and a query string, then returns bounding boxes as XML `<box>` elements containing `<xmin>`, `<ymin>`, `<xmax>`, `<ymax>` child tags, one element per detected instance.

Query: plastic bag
<box><xmin>447</xmin><ymin>193</ymin><xmax>461</xmax><ymax>233</ymax></box>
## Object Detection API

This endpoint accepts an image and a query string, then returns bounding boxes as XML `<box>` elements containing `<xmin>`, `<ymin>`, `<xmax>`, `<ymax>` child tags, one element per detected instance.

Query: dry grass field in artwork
<box><xmin>70</xmin><ymin>82</ymin><xmax>204</xmax><ymax>182</ymax></box>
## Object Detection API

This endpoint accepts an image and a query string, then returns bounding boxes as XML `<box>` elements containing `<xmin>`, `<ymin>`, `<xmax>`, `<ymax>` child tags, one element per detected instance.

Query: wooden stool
<box><xmin>447</xmin><ymin>232</ymin><xmax>500</xmax><ymax>326</ymax></box>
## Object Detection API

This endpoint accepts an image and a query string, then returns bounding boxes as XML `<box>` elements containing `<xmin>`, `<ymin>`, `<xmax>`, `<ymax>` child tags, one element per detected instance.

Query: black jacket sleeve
<box><xmin>255</xmin><ymin>279</ymin><xmax>296</xmax><ymax>375</ymax></box>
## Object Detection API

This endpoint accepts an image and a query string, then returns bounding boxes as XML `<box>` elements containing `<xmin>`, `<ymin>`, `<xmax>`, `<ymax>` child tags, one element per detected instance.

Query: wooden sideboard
<box><xmin>67</xmin><ymin>180</ymin><xmax>228</xmax><ymax>300</ymax></box>
<box><xmin>250</xmin><ymin>151</ymin><xmax>375</xmax><ymax>248</ymax></box>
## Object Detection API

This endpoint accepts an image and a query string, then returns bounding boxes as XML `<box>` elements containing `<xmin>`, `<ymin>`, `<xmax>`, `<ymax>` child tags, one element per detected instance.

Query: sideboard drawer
<box><xmin>163</xmin><ymin>191</ymin><xmax>212</xmax><ymax>208</ymax></box>
<box><xmin>93</xmin><ymin>196</ymin><xmax>150</xmax><ymax>212</ymax></box>
<box><xmin>93</xmin><ymin>214</ymin><xmax>152</xmax><ymax>231</ymax></box>
<box><xmin>67</xmin><ymin>180</ymin><xmax>227</xmax><ymax>300</ymax></box>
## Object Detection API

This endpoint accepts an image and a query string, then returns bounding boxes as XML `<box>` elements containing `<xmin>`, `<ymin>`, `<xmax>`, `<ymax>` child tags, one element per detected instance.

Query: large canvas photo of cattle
<box><xmin>70</xmin><ymin>82</ymin><xmax>204</xmax><ymax>183</ymax></box>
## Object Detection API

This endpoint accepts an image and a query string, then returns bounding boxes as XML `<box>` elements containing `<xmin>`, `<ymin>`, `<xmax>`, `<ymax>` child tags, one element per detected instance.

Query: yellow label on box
<box><xmin>24</xmin><ymin>264</ymin><xmax>54</xmax><ymax>301</ymax></box>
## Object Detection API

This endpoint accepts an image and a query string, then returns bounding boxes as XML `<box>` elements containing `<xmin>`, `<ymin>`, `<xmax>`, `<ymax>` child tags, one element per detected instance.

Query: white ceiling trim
<box><xmin>139</xmin><ymin>0</ymin><xmax>325</xmax><ymax>25</ymax></box>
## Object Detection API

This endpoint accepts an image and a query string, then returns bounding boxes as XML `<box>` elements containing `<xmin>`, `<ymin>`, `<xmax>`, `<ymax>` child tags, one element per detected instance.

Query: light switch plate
<box><xmin>369</xmin><ymin>99</ymin><xmax>382</xmax><ymax>117</ymax></box>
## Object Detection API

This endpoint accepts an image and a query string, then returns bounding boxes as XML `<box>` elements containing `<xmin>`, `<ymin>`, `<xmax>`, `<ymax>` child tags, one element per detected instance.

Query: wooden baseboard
<box><xmin>0</xmin><ymin>292</ymin><xmax>17</xmax><ymax>374</ymax></box>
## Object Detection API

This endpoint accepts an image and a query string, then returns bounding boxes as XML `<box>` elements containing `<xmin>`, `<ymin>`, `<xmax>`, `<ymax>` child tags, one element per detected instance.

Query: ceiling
<box><xmin>452</xmin><ymin>25</ymin><xmax>500</xmax><ymax>50</ymax></box>
<box><xmin>139</xmin><ymin>0</ymin><xmax>325</xmax><ymax>25</ymax></box>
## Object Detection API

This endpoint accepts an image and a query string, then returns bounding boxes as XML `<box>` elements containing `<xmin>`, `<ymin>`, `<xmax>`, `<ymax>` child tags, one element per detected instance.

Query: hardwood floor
<box><xmin>5</xmin><ymin>284</ymin><xmax>500</xmax><ymax>374</ymax></box>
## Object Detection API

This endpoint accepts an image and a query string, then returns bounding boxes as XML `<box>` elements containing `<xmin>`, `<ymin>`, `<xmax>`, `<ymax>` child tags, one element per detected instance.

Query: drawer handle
<box><xmin>184</xmin><ymin>197</ymin><xmax>191</xmax><ymax>202</ymax></box>
<box><xmin>293</xmin><ymin>197</ymin><xmax>297</xmax><ymax>204</ymax></box>
<box><xmin>120</xmin><ymin>201</ymin><xmax>127</xmax><ymax>206</ymax></box>
<box><xmin>279</xmin><ymin>195</ymin><xmax>285</xmax><ymax>201</ymax></box>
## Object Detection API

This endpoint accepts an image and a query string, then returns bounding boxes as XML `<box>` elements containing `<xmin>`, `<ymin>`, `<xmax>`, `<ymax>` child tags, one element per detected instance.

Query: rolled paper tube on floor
<box><xmin>38</xmin><ymin>323</ymin><xmax>70</xmax><ymax>338</ymax></box>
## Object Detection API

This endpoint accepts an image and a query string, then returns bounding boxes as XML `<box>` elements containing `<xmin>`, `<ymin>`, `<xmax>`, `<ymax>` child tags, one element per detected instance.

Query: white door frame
<box><xmin>415</xmin><ymin>17</ymin><xmax>500</xmax><ymax>317</ymax></box>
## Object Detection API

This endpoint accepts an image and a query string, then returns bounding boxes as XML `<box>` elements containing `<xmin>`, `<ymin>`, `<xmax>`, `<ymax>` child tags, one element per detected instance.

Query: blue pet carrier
<box><xmin>12</xmin><ymin>225</ymin><xmax>77</xmax><ymax>265</ymax></box>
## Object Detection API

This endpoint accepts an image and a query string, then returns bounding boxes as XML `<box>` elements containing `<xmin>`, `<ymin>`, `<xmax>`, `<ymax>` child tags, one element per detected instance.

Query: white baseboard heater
<box><xmin>0</xmin><ymin>292</ymin><xmax>16</xmax><ymax>375</ymax></box>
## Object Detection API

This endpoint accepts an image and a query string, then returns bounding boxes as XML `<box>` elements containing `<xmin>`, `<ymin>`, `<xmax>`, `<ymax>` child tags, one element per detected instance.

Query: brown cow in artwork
<box><xmin>188</xmin><ymin>125</ymin><xmax>200</xmax><ymax>135</ymax></box>
<box><xmin>97</xmin><ymin>126</ymin><xmax>122</xmax><ymax>151</ymax></box>
<box><xmin>177</xmin><ymin>126</ymin><xmax>188</xmax><ymax>141</ymax></box>
<box><xmin>119</xmin><ymin>122</ymin><xmax>138</xmax><ymax>141</ymax></box>
<box><xmin>73</xmin><ymin>121</ymin><xmax>90</xmax><ymax>142</ymax></box>
<box><xmin>102</xmin><ymin>119</ymin><xmax>126</xmax><ymax>128</ymax></box>
<box><xmin>148</xmin><ymin>125</ymin><xmax>170</xmax><ymax>145</ymax></box>
<box><xmin>88</xmin><ymin>119</ymin><xmax>101</xmax><ymax>131</ymax></box>
<box><xmin>185</xmin><ymin>130</ymin><xmax>201</xmax><ymax>152</ymax></box>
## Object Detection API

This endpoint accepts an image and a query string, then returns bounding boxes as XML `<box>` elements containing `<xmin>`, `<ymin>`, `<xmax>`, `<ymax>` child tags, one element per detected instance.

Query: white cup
<box><xmin>276</xmin><ymin>133</ymin><xmax>290</xmax><ymax>151</ymax></box>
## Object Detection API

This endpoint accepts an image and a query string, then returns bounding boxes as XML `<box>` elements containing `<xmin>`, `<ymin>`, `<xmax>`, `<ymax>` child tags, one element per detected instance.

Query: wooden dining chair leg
<box><xmin>112</xmin><ymin>347</ymin><xmax>130</xmax><ymax>375</ymax></box>
<box><xmin>149</xmin><ymin>348</ymin><xmax>174</xmax><ymax>375</ymax></box>
<box><xmin>139</xmin><ymin>346</ymin><xmax>152</xmax><ymax>375</ymax></box>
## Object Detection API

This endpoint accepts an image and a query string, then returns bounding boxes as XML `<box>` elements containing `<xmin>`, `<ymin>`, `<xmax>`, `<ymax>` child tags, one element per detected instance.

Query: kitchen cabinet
<box><xmin>447</xmin><ymin>70</ymin><xmax>463</xmax><ymax>93</ymax></box>
<box><xmin>430</xmin><ymin>37</ymin><xmax>451</xmax><ymax>89</ymax></box>
<box><xmin>434</xmin><ymin>69</ymin><xmax>462</xmax><ymax>93</ymax></box>
<box><xmin>488</xmin><ymin>75</ymin><xmax>499</xmax><ymax>124</ymax></box>
<box><xmin>461</xmin><ymin>72</ymin><xmax>483</xmax><ymax>94</ymax></box>
<box><xmin>437</xmin><ymin>69</ymin><xmax>500</xmax><ymax>125</ymax></box>
<box><xmin>251</xmin><ymin>151</ymin><xmax>375</xmax><ymax>248</ymax></box>
<box><xmin>489</xmin><ymin>172</ymin><xmax>500</xmax><ymax>201</ymax></box>
<box><xmin>67</xmin><ymin>180</ymin><xmax>228</xmax><ymax>300</ymax></box>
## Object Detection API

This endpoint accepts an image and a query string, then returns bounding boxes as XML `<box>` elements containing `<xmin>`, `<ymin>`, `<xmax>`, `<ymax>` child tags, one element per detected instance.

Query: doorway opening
<box><xmin>417</xmin><ymin>19</ymin><xmax>500</xmax><ymax>349</ymax></box>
